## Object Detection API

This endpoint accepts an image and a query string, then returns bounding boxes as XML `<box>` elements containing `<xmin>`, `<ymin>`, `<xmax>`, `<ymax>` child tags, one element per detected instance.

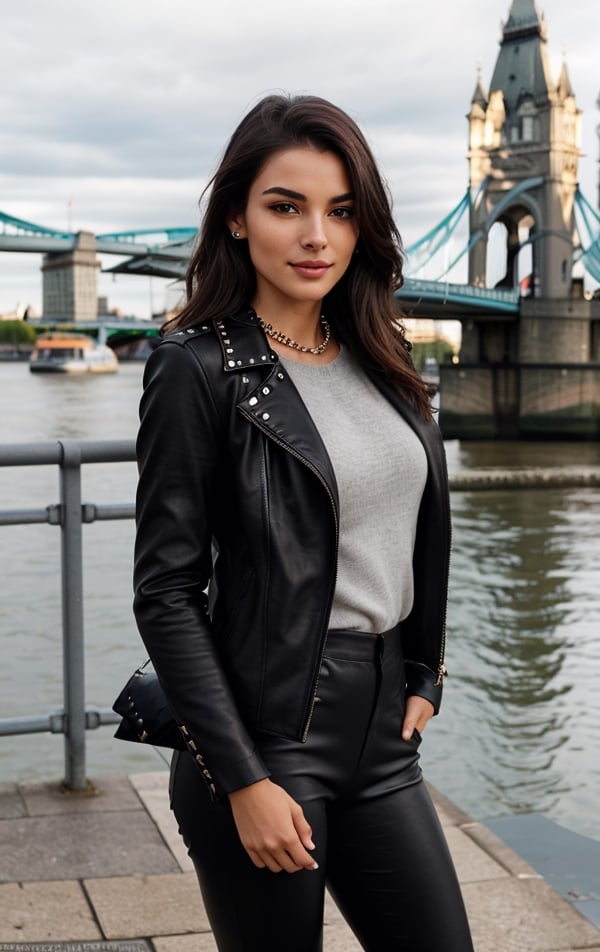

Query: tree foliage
<box><xmin>0</xmin><ymin>320</ymin><xmax>37</xmax><ymax>345</ymax></box>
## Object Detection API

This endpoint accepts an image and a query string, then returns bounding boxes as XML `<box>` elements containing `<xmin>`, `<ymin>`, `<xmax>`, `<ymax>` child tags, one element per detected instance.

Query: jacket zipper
<box><xmin>239</xmin><ymin>409</ymin><xmax>339</xmax><ymax>742</ymax></box>
<box><xmin>435</xmin><ymin>472</ymin><xmax>452</xmax><ymax>686</ymax></box>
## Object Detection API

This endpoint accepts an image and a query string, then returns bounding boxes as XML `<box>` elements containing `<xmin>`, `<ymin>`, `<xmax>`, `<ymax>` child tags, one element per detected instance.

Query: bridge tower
<box><xmin>440</xmin><ymin>0</ymin><xmax>600</xmax><ymax>439</ymax></box>
<box><xmin>467</xmin><ymin>0</ymin><xmax>581</xmax><ymax>297</ymax></box>
<box><xmin>41</xmin><ymin>231</ymin><xmax>100</xmax><ymax>322</ymax></box>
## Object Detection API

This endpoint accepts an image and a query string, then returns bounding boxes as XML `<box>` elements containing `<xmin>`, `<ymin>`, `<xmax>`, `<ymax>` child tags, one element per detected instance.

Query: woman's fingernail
<box><xmin>308</xmin><ymin>839</ymin><xmax>316</xmax><ymax>849</ymax></box>
<box><xmin>312</xmin><ymin>862</ymin><xmax>319</xmax><ymax>870</ymax></box>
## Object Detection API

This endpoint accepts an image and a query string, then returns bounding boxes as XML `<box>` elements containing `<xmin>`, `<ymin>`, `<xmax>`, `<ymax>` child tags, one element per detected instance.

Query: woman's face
<box><xmin>229</xmin><ymin>146</ymin><xmax>359</xmax><ymax>317</ymax></box>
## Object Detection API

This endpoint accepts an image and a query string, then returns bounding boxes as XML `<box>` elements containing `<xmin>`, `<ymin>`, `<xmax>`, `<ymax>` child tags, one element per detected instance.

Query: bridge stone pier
<box><xmin>439</xmin><ymin>289</ymin><xmax>600</xmax><ymax>439</ymax></box>
<box><xmin>41</xmin><ymin>231</ymin><xmax>100</xmax><ymax>322</ymax></box>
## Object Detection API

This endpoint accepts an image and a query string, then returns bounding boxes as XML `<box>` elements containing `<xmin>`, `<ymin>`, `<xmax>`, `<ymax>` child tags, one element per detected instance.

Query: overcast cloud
<box><xmin>1</xmin><ymin>0</ymin><xmax>598</xmax><ymax>317</ymax></box>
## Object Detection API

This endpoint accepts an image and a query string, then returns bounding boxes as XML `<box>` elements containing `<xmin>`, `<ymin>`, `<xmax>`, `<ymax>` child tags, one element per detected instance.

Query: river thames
<box><xmin>1</xmin><ymin>361</ymin><xmax>599</xmax><ymax>841</ymax></box>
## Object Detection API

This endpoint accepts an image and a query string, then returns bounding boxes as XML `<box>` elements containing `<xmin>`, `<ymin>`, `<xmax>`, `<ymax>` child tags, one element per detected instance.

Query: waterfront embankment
<box><xmin>1</xmin><ymin>770</ymin><xmax>599</xmax><ymax>950</ymax></box>
<box><xmin>450</xmin><ymin>465</ymin><xmax>600</xmax><ymax>489</ymax></box>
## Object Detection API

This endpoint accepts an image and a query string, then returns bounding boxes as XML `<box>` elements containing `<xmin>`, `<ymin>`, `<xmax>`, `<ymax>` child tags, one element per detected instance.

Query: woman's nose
<box><xmin>300</xmin><ymin>216</ymin><xmax>327</xmax><ymax>249</ymax></box>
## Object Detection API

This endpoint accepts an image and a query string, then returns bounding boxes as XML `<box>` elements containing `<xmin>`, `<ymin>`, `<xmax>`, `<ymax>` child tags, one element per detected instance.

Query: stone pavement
<box><xmin>1</xmin><ymin>771</ymin><xmax>599</xmax><ymax>951</ymax></box>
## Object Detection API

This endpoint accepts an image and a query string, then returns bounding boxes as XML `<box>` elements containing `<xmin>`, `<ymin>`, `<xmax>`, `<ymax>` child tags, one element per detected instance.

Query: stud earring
<box><xmin>232</xmin><ymin>231</ymin><xmax>241</xmax><ymax>239</ymax></box>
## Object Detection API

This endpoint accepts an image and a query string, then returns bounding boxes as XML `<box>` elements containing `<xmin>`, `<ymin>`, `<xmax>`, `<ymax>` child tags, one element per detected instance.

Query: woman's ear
<box><xmin>226</xmin><ymin>211</ymin><xmax>246</xmax><ymax>239</ymax></box>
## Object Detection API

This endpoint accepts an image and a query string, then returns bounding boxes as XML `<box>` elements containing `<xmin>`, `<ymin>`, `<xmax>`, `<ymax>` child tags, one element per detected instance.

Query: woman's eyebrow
<box><xmin>262</xmin><ymin>187</ymin><xmax>355</xmax><ymax>203</ymax></box>
<box><xmin>262</xmin><ymin>187</ymin><xmax>306</xmax><ymax>200</ymax></box>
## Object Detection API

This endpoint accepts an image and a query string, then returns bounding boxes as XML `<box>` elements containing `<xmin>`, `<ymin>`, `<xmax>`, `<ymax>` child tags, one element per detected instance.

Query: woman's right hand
<box><xmin>228</xmin><ymin>778</ymin><xmax>318</xmax><ymax>873</ymax></box>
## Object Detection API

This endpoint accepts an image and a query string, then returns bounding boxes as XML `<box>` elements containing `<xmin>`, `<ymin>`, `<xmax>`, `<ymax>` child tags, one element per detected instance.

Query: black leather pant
<box><xmin>170</xmin><ymin>627</ymin><xmax>474</xmax><ymax>951</ymax></box>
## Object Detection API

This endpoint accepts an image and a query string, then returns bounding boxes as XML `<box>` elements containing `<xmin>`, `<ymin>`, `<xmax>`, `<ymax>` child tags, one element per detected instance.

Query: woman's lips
<box><xmin>289</xmin><ymin>261</ymin><xmax>332</xmax><ymax>279</ymax></box>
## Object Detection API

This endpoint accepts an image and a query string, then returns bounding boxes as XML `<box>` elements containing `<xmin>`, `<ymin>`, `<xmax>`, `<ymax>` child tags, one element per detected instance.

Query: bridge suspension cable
<box><xmin>404</xmin><ymin>189</ymin><xmax>470</xmax><ymax>277</ymax></box>
<box><xmin>574</xmin><ymin>188</ymin><xmax>600</xmax><ymax>283</ymax></box>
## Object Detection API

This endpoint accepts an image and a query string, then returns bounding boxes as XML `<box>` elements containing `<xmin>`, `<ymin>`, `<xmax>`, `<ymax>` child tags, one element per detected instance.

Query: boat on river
<box><xmin>29</xmin><ymin>333</ymin><xmax>118</xmax><ymax>374</ymax></box>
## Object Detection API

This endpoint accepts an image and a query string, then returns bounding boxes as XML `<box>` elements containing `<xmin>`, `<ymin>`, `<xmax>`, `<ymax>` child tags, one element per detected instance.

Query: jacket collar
<box><xmin>218</xmin><ymin>309</ymin><xmax>339</xmax><ymax>509</ymax></box>
<box><xmin>214</xmin><ymin>308</ymin><xmax>444</xmax><ymax>510</ymax></box>
<box><xmin>215</xmin><ymin>308</ymin><xmax>279</xmax><ymax>372</ymax></box>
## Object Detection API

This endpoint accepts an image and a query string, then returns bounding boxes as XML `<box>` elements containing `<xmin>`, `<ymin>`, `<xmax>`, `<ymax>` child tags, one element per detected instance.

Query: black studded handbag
<box><xmin>112</xmin><ymin>659</ymin><xmax>186</xmax><ymax>750</ymax></box>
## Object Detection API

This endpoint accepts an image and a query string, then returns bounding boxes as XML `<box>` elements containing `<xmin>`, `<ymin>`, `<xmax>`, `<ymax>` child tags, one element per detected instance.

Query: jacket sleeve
<box><xmin>133</xmin><ymin>340</ymin><xmax>270</xmax><ymax>797</ymax></box>
<box><xmin>405</xmin><ymin>661</ymin><xmax>443</xmax><ymax>715</ymax></box>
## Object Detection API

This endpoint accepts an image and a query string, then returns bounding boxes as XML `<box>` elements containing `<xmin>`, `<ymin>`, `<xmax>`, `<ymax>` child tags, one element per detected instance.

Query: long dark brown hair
<box><xmin>165</xmin><ymin>94</ymin><xmax>432</xmax><ymax>419</ymax></box>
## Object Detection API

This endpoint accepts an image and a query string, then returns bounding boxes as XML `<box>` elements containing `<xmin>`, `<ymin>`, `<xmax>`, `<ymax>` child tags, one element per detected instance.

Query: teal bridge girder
<box><xmin>396</xmin><ymin>279</ymin><xmax>520</xmax><ymax>316</ymax></box>
<box><xmin>0</xmin><ymin>211</ymin><xmax>197</xmax><ymax>256</ymax></box>
<box><xmin>2</xmin><ymin>180</ymin><xmax>598</xmax><ymax>311</ymax></box>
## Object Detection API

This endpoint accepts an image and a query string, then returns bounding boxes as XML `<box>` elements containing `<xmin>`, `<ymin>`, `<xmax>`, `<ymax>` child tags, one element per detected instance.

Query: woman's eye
<box><xmin>271</xmin><ymin>202</ymin><xmax>298</xmax><ymax>214</ymax></box>
<box><xmin>330</xmin><ymin>206</ymin><xmax>354</xmax><ymax>219</ymax></box>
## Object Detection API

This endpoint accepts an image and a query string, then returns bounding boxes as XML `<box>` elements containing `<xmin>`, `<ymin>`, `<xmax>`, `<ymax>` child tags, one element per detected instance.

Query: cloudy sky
<box><xmin>1</xmin><ymin>0</ymin><xmax>598</xmax><ymax>318</ymax></box>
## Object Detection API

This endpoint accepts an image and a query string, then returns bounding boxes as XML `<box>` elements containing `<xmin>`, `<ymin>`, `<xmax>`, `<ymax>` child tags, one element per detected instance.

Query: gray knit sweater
<box><xmin>279</xmin><ymin>348</ymin><xmax>427</xmax><ymax>634</ymax></box>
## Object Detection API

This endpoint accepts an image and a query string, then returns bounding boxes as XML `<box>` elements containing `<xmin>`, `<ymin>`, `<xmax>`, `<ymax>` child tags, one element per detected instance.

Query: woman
<box><xmin>133</xmin><ymin>93</ymin><xmax>474</xmax><ymax>951</ymax></box>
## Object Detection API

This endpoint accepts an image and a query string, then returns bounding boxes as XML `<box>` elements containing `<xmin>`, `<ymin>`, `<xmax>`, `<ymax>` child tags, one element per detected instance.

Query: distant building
<box><xmin>403</xmin><ymin>317</ymin><xmax>461</xmax><ymax>350</ymax></box>
<box><xmin>42</xmin><ymin>232</ymin><xmax>100</xmax><ymax>322</ymax></box>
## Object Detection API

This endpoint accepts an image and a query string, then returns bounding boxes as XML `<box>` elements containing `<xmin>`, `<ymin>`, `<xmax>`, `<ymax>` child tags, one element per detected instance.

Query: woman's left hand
<box><xmin>402</xmin><ymin>694</ymin><xmax>435</xmax><ymax>741</ymax></box>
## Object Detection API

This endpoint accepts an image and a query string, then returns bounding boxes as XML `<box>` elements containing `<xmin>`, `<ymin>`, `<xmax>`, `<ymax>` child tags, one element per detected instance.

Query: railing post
<box><xmin>58</xmin><ymin>440</ymin><xmax>88</xmax><ymax>791</ymax></box>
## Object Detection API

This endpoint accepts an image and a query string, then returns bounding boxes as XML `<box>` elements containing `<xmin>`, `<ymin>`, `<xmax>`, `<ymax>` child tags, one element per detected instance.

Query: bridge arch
<box><xmin>488</xmin><ymin>196</ymin><xmax>541</xmax><ymax>293</ymax></box>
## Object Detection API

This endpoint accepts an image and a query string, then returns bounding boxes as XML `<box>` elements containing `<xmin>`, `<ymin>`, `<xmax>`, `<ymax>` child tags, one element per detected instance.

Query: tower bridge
<box><xmin>1</xmin><ymin>0</ymin><xmax>600</xmax><ymax>437</ymax></box>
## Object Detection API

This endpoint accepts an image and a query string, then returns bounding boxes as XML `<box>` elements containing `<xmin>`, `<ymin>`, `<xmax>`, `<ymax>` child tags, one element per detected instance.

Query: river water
<box><xmin>1</xmin><ymin>361</ymin><xmax>599</xmax><ymax>840</ymax></box>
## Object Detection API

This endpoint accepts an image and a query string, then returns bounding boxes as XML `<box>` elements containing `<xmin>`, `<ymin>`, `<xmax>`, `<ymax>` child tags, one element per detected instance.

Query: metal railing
<box><xmin>0</xmin><ymin>439</ymin><xmax>136</xmax><ymax>791</ymax></box>
<box><xmin>3</xmin><ymin>439</ymin><xmax>598</xmax><ymax>796</ymax></box>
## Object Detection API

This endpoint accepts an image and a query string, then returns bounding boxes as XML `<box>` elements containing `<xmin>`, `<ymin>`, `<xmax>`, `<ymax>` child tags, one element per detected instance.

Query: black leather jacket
<box><xmin>133</xmin><ymin>308</ymin><xmax>451</xmax><ymax>799</ymax></box>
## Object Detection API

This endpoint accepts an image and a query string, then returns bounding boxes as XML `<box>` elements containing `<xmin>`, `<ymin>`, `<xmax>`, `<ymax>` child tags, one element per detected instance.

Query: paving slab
<box><xmin>128</xmin><ymin>773</ymin><xmax>170</xmax><ymax>793</ymax></box>
<box><xmin>321</xmin><ymin>925</ymin><xmax>362</xmax><ymax>951</ymax></box>
<box><xmin>84</xmin><ymin>873</ymin><xmax>210</xmax><ymax>940</ymax></box>
<box><xmin>127</xmin><ymin>773</ymin><xmax>195</xmax><ymax>872</ymax></box>
<box><xmin>322</xmin><ymin>892</ymin><xmax>363</xmax><ymax>949</ymax></box>
<box><xmin>0</xmin><ymin>783</ymin><xmax>26</xmax><ymax>820</ymax></box>
<box><xmin>324</xmin><ymin>890</ymin><xmax>345</xmax><ymax>924</ymax></box>
<box><xmin>444</xmin><ymin>825</ymin><xmax>510</xmax><ymax>883</ymax></box>
<box><xmin>0</xmin><ymin>881</ymin><xmax>101</xmax><ymax>943</ymax></box>
<box><xmin>0</xmin><ymin>944</ymin><xmax>150</xmax><ymax>951</ymax></box>
<box><xmin>132</xmin><ymin>785</ymin><xmax>194</xmax><ymax>873</ymax></box>
<box><xmin>0</xmin><ymin>811</ymin><xmax>179</xmax><ymax>883</ymax></box>
<box><xmin>150</xmin><ymin>923</ymin><xmax>362</xmax><ymax>951</ymax></box>
<box><xmin>151</xmin><ymin>936</ymin><xmax>217</xmax><ymax>952</ymax></box>
<box><xmin>463</xmin><ymin>877</ymin><xmax>600</xmax><ymax>952</ymax></box>
<box><xmin>19</xmin><ymin>776</ymin><xmax>142</xmax><ymax>817</ymax></box>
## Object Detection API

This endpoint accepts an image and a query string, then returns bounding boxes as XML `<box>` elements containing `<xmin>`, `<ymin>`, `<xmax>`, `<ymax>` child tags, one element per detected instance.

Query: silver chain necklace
<box><xmin>257</xmin><ymin>315</ymin><xmax>331</xmax><ymax>355</ymax></box>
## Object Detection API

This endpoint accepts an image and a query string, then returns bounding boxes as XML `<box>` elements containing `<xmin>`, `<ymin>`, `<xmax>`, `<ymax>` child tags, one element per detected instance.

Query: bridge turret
<box><xmin>467</xmin><ymin>69</ymin><xmax>489</xmax><ymax>169</ymax></box>
<box><xmin>467</xmin><ymin>0</ymin><xmax>581</xmax><ymax>299</ymax></box>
